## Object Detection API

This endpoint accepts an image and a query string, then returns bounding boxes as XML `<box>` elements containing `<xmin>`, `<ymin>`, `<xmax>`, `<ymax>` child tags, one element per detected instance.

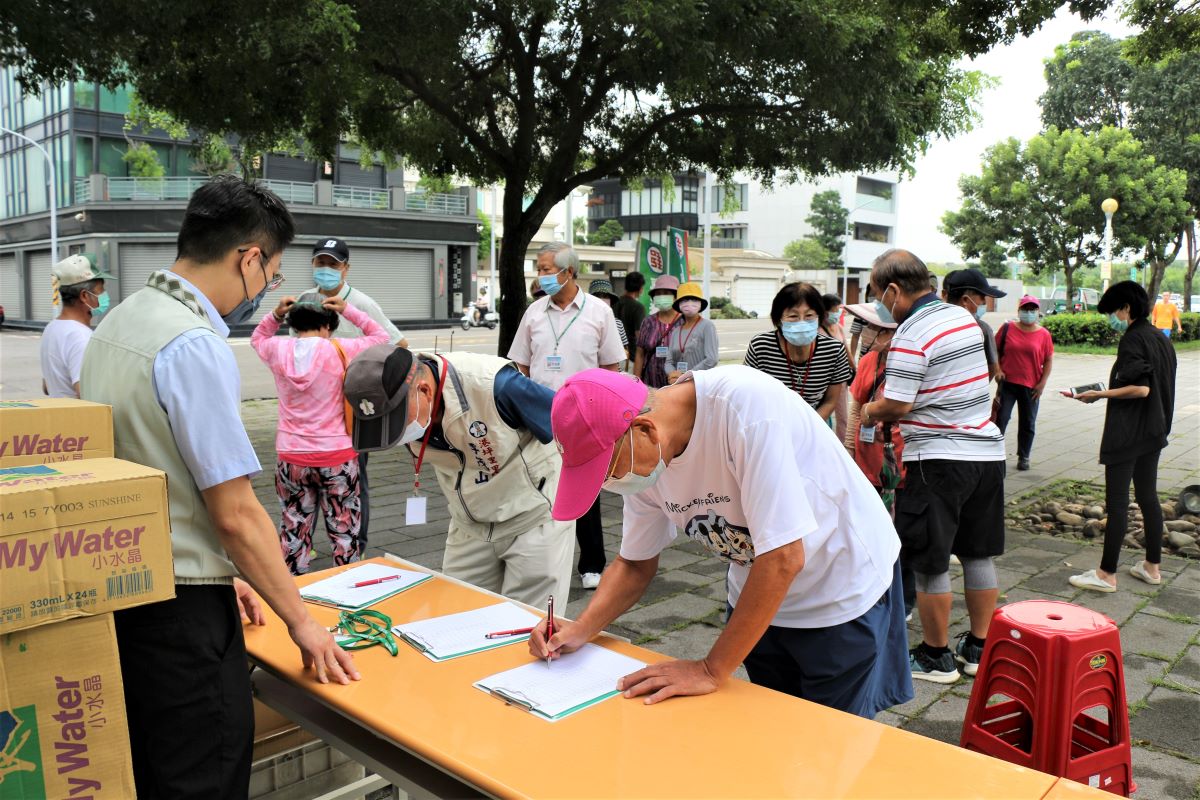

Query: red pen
<box><xmin>351</xmin><ymin>574</ymin><xmax>401</xmax><ymax>588</ymax></box>
<box><xmin>545</xmin><ymin>595</ymin><xmax>555</xmax><ymax>667</ymax></box>
<box><xmin>484</xmin><ymin>627</ymin><xmax>535</xmax><ymax>640</ymax></box>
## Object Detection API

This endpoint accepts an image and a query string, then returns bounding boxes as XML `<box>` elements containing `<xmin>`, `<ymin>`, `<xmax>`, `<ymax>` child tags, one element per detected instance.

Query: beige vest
<box><xmin>416</xmin><ymin>352</ymin><xmax>560</xmax><ymax>541</ymax></box>
<box><xmin>81</xmin><ymin>277</ymin><xmax>237</xmax><ymax>584</ymax></box>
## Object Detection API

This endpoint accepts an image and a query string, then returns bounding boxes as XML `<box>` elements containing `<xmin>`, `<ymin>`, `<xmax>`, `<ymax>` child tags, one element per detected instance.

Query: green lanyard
<box><xmin>329</xmin><ymin>609</ymin><xmax>398</xmax><ymax>656</ymax></box>
<box><xmin>546</xmin><ymin>295</ymin><xmax>586</xmax><ymax>354</ymax></box>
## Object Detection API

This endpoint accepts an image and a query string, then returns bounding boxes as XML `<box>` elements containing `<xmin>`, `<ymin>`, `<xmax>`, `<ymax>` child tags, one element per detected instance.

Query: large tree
<box><xmin>1038</xmin><ymin>34</ymin><xmax>1200</xmax><ymax>303</ymax></box>
<box><xmin>804</xmin><ymin>190</ymin><xmax>849</xmax><ymax>270</ymax></box>
<box><xmin>1</xmin><ymin>0</ymin><xmax>1109</xmax><ymax>352</ymax></box>
<box><xmin>942</xmin><ymin>126</ymin><xmax>1190</xmax><ymax>305</ymax></box>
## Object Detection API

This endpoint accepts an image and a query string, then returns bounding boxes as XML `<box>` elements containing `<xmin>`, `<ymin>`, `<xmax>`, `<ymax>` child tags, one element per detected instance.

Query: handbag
<box><xmin>330</xmin><ymin>339</ymin><xmax>356</xmax><ymax>436</ymax></box>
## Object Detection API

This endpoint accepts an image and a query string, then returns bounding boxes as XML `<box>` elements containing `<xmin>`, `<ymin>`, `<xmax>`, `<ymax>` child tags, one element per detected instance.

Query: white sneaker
<box><xmin>949</xmin><ymin>554</ymin><xmax>961</xmax><ymax>566</ymax></box>
<box><xmin>581</xmin><ymin>572</ymin><xmax>602</xmax><ymax>590</ymax></box>
<box><xmin>1068</xmin><ymin>569</ymin><xmax>1117</xmax><ymax>593</ymax></box>
<box><xmin>1129</xmin><ymin>562</ymin><xmax>1162</xmax><ymax>586</ymax></box>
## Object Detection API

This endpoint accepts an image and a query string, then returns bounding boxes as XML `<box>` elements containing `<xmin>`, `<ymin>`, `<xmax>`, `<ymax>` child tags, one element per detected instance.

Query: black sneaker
<box><xmin>909</xmin><ymin>645</ymin><xmax>960</xmax><ymax>684</ymax></box>
<box><xmin>1017</xmin><ymin>456</ymin><xmax>1030</xmax><ymax>471</ymax></box>
<box><xmin>955</xmin><ymin>631</ymin><xmax>984</xmax><ymax>676</ymax></box>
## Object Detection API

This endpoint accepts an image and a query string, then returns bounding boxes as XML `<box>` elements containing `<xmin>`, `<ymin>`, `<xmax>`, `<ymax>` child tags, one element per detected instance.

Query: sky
<box><xmin>896</xmin><ymin>6</ymin><xmax>1138</xmax><ymax>262</ymax></box>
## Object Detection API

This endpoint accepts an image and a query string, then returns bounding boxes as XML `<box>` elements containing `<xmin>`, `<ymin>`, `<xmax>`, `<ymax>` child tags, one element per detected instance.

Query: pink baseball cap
<box><xmin>550</xmin><ymin>369</ymin><xmax>648</xmax><ymax>521</ymax></box>
<box><xmin>1018</xmin><ymin>294</ymin><xmax>1040</xmax><ymax>308</ymax></box>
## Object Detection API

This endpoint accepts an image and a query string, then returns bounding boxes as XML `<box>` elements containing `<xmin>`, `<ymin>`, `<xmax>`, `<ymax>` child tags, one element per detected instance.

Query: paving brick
<box><xmin>649</xmin><ymin>623</ymin><xmax>722</xmax><ymax>661</ymax></box>
<box><xmin>1128</xmin><ymin>746</ymin><xmax>1200</xmax><ymax>800</ymax></box>
<box><xmin>1129</xmin><ymin>687</ymin><xmax>1200</xmax><ymax>759</ymax></box>
<box><xmin>617</xmin><ymin>593</ymin><xmax>724</xmax><ymax>636</ymax></box>
<box><xmin>1121</xmin><ymin>652</ymin><xmax>1169</xmax><ymax>709</ymax></box>
<box><xmin>1000</xmin><ymin>546</ymin><xmax>1073</xmax><ymax>574</ymax></box>
<box><xmin>1070</xmin><ymin>586</ymin><xmax>1151</xmax><ymax>627</ymax></box>
<box><xmin>1021</xmin><ymin>567</ymin><xmax>1085</xmax><ymax>598</ymax></box>
<box><xmin>889</xmin><ymin>677</ymin><xmax>958</xmax><ymax>718</ymax></box>
<box><xmin>1020</xmin><ymin>534</ymin><xmax>1093</xmax><ymax>555</ymax></box>
<box><xmin>993</xmin><ymin>566</ymin><xmax>1032</xmax><ymax>594</ymax></box>
<box><xmin>1166</xmin><ymin>645</ymin><xmax>1200</xmax><ymax>693</ymax></box>
<box><xmin>1121</xmin><ymin>613</ymin><xmax>1199</xmax><ymax>662</ymax></box>
<box><xmin>873</xmin><ymin>710</ymin><xmax>906</xmax><ymax>728</ymax></box>
<box><xmin>654</xmin><ymin>545</ymin><xmax>708</xmax><ymax>571</ymax></box>
<box><xmin>898</xmin><ymin>691</ymin><xmax>971</xmax><ymax>746</ymax></box>
<box><xmin>678</xmin><ymin>558</ymin><xmax>730</xmax><ymax>578</ymax></box>
<box><xmin>1142</xmin><ymin>584</ymin><xmax>1200</xmax><ymax>623</ymax></box>
<box><xmin>634</xmin><ymin>571</ymin><xmax>714</xmax><ymax>606</ymax></box>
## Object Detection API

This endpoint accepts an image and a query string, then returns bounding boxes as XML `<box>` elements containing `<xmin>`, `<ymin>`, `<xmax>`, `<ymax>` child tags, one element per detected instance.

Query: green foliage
<box><xmin>572</xmin><ymin>216</ymin><xmax>587</xmax><ymax>240</ymax></box>
<box><xmin>942</xmin><ymin>126</ymin><xmax>1191</xmax><ymax>304</ymax></box>
<box><xmin>416</xmin><ymin>173</ymin><xmax>456</xmax><ymax>194</ymax></box>
<box><xmin>1123</xmin><ymin>0</ymin><xmax>1200</xmax><ymax>62</ymax></box>
<box><xmin>477</xmin><ymin>208</ymin><xmax>492</xmax><ymax>264</ymax></box>
<box><xmin>805</xmin><ymin>190</ymin><xmax>848</xmax><ymax>269</ymax></box>
<box><xmin>708</xmin><ymin>296</ymin><xmax>752</xmax><ymax>320</ymax></box>
<box><xmin>1042</xmin><ymin>311</ymin><xmax>1200</xmax><ymax>344</ymax></box>
<box><xmin>782</xmin><ymin>238</ymin><xmax>830</xmax><ymax>270</ymax></box>
<box><xmin>588</xmin><ymin>219</ymin><xmax>625</xmax><ymax>247</ymax></box>
<box><xmin>1040</xmin><ymin>31</ymin><xmax>1135</xmax><ymax>132</ymax></box>
<box><xmin>0</xmin><ymin>0</ymin><xmax>1109</xmax><ymax>355</ymax></box>
<box><xmin>977</xmin><ymin>244</ymin><xmax>1009</xmax><ymax>278</ymax></box>
<box><xmin>121</xmin><ymin>141</ymin><xmax>165</xmax><ymax>177</ymax></box>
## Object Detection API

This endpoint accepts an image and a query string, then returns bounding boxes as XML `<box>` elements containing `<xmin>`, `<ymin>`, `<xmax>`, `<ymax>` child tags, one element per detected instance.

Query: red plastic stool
<box><xmin>960</xmin><ymin>600</ymin><xmax>1136</xmax><ymax>796</ymax></box>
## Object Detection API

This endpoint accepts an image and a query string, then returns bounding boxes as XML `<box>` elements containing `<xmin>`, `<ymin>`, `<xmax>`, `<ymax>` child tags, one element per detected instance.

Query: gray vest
<box><xmin>81</xmin><ymin>273</ymin><xmax>237</xmax><ymax>584</ymax></box>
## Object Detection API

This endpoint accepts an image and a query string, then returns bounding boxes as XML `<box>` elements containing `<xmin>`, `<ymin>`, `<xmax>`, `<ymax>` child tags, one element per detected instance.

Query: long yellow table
<box><xmin>246</xmin><ymin>556</ymin><xmax>1071</xmax><ymax>799</ymax></box>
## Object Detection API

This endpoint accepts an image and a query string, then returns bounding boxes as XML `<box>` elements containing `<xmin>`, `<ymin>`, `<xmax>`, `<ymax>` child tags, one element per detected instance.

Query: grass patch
<box><xmin>1127</xmin><ymin>698</ymin><xmax>1149</xmax><ymax>717</ymax></box>
<box><xmin>1149</xmin><ymin>677</ymin><xmax>1200</xmax><ymax>696</ymax></box>
<box><xmin>1051</xmin><ymin>338</ymin><xmax>1200</xmax><ymax>355</ymax></box>
<box><xmin>1135</xmin><ymin>650</ymin><xmax>1176</xmax><ymax>662</ymax></box>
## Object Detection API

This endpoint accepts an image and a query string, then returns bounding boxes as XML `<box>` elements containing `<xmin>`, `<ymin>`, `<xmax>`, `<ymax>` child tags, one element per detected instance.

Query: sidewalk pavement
<box><xmin>242</xmin><ymin>351</ymin><xmax>1200</xmax><ymax>799</ymax></box>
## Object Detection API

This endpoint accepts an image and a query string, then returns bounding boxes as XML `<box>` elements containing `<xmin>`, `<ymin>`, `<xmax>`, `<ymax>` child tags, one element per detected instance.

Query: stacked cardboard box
<box><xmin>0</xmin><ymin>399</ymin><xmax>174</xmax><ymax>800</ymax></box>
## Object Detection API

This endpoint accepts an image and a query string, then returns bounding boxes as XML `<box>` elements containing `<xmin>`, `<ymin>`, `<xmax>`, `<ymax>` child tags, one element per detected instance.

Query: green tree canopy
<box><xmin>1039</xmin><ymin>31</ymin><xmax>1135</xmax><ymax>132</ymax></box>
<box><xmin>0</xmin><ymin>0</ymin><xmax>1110</xmax><ymax>351</ymax></box>
<box><xmin>782</xmin><ymin>238</ymin><xmax>830</xmax><ymax>271</ymax></box>
<box><xmin>1124</xmin><ymin>0</ymin><xmax>1200</xmax><ymax>62</ymax></box>
<box><xmin>805</xmin><ymin>190</ymin><xmax>849</xmax><ymax>270</ymax></box>
<box><xmin>942</xmin><ymin>126</ymin><xmax>1190</xmax><ymax>305</ymax></box>
<box><xmin>588</xmin><ymin>219</ymin><xmax>625</xmax><ymax>247</ymax></box>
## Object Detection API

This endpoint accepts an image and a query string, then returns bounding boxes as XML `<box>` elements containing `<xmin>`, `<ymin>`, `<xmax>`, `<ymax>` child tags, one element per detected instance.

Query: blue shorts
<box><xmin>737</xmin><ymin>560</ymin><xmax>913</xmax><ymax>718</ymax></box>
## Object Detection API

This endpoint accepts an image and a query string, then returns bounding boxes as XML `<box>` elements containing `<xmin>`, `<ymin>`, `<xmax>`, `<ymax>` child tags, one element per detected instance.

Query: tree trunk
<box><xmin>495</xmin><ymin>182</ymin><xmax>560</xmax><ymax>357</ymax></box>
<box><xmin>1064</xmin><ymin>261</ymin><xmax>1077</xmax><ymax>314</ymax></box>
<box><xmin>1186</xmin><ymin>219</ymin><xmax>1198</xmax><ymax>312</ymax></box>
<box><xmin>1146</xmin><ymin>256</ymin><xmax>1167</xmax><ymax>300</ymax></box>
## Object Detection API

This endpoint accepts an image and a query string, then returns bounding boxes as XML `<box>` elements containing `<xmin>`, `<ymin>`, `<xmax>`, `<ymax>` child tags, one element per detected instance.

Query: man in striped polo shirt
<box><xmin>860</xmin><ymin>249</ymin><xmax>1006</xmax><ymax>684</ymax></box>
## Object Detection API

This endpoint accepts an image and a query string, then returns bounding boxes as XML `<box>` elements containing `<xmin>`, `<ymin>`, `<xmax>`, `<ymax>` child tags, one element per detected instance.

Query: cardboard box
<box><xmin>0</xmin><ymin>614</ymin><xmax>135</xmax><ymax>800</ymax></box>
<box><xmin>0</xmin><ymin>399</ymin><xmax>114</xmax><ymax>468</ymax></box>
<box><xmin>0</xmin><ymin>458</ymin><xmax>174</xmax><ymax>635</ymax></box>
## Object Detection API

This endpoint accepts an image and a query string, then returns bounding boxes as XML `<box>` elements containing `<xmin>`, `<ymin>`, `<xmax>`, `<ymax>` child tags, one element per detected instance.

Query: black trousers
<box><xmin>1102</xmin><ymin>449</ymin><xmax>1164</xmax><ymax>574</ymax></box>
<box><xmin>358</xmin><ymin>449</ymin><xmax>371</xmax><ymax>547</ymax></box>
<box><xmin>995</xmin><ymin>381</ymin><xmax>1040</xmax><ymax>459</ymax></box>
<box><xmin>114</xmin><ymin>585</ymin><xmax>253</xmax><ymax>800</ymax></box>
<box><xmin>576</xmin><ymin>497</ymin><xmax>607</xmax><ymax>575</ymax></box>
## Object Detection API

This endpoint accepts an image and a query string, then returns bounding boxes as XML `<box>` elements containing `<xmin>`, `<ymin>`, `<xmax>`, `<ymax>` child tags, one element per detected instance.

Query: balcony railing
<box><xmin>74</xmin><ymin>178</ymin><xmax>92</xmax><ymax>204</ymax></box>
<box><xmin>853</xmin><ymin>193</ymin><xmax>894</xmax><ymax>214</ymax></box>
<box><xmin>405</xmin><ymin>191</ymin><xmax>468</xmax><ymax>216</ymax></box>
<box><xmin>261</xmin><ymin>179</ymin><xmax>315</xmax><ymax>205</ymax></box>
<box><xmin>107</xmin><ymin>176</ymin><xmax>210</xmax><ymax>201</ymax></box>
<box><xmin>332</xmin><ymin>185</ymin><xmax>389</xmax><ymax>209</ymax></box>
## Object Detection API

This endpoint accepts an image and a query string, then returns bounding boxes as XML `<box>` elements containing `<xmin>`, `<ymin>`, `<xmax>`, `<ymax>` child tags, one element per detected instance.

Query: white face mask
<box><xmin>602</xmin><ymin>429</ymin><xmax>667</xmax><ymax>496</ymax></box>
<box><xmin>398</xmin><ymin>391</ymin><xmax>431</xmax><ymax>446</ymax></box>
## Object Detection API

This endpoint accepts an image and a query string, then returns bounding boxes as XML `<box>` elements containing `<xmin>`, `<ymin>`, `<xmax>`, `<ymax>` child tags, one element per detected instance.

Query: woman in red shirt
<box><xmin>995</xmin><ymin>295</ymin><xmax>1054</xmax><ymax>471</ymax></box>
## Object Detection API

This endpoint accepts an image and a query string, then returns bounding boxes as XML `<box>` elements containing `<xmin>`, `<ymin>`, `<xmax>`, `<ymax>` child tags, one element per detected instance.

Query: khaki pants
<box><xmin>442</xmin><ymin>518</ymin><xmax>574</xmax><ymax>607</ymax></box>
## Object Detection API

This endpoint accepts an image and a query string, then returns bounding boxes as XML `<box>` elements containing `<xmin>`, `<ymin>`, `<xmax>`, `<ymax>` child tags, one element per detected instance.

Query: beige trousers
<box><xmin>442</xmin><ymin>518</ymin><xmax>574</xmax><ymax>607</ymax></box>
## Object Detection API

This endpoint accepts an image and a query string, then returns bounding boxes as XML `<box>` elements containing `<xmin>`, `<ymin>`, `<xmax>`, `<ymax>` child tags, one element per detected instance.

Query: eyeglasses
<box><xmin>238</xmin><ymin>246</ymin><xmax>285</xmax><ymax>291</ymax></box>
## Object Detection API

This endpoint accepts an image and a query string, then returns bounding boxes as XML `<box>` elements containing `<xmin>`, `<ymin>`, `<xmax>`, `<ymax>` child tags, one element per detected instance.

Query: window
<box><xmin>73</xmin><ymin>82</ymin><xmax>96</xmax><ymax>110</ymax></box>
<box><xmin>853</xmin><ymin>222</ymin><xmax>891</xmax><ymax>243</ymax></box>
<box><xmin>26</xmin><ymin>147</ymin><xmax>47</xmax><ymax>213</ymax></box>
<box><xmin>99</xmin><ymin>85</ymin><xmax>134</xmax><ymax>115</ymax></box>
<box><xmin>855</xmin><ymin>177</ymin><xmax>894</xmax><ymax>213</ymax></box>
<box><xmin>75</xmin><ymin>136</ymin><xmax>95</xmax><ymax>178</ymax></box>
<box><xmin>712</xmin><ymin>183</ymin><xmax>748</xmax><ymax>213</ymax></box>
<box><xmin>99</xmin><ymin>137</ymin><xmax>128</xmax><ymax>177</ymax></box>
<box><xmin>175</xmin><ymin>146</ymin><xmax>197</xmax><ymax>176</ymax></box>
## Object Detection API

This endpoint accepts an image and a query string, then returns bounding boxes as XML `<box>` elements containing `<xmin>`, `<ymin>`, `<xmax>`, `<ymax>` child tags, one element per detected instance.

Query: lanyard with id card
<box><xmin>407</xmin><ymin>355</ymin><xmax>449</xmax><ymax>526</ymax></box>
<box><xmin>545</xmin><ymin>296</ymin><xmax>585</xmax><ymax>372</ymax></box>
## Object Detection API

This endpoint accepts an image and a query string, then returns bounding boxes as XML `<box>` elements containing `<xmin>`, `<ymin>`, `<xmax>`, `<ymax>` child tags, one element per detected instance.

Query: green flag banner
<box><xmin>667</xmin><ymin>227</ymin><xmax>691</xmax><ymax>282</ymax></box>
<box><xmin>636</xmin><ymin>237</ymin><xmax>668</xmax><ymax>311</ymax></box>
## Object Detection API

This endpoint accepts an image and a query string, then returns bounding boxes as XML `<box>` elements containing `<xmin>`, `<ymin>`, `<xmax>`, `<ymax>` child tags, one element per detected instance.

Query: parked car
<box><xmin>1041</xmin><ymin>287</ymin><xmax>1100</xmax><ymax>315</ymax></box>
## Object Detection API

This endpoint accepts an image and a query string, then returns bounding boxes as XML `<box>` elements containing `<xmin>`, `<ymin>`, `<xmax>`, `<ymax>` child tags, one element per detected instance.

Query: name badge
<box><xmin>545</xmin><ymin>354</ymin><xmax>563</xmax><ymax>372</ymax></box>
<box><xmin>675</xmin><ymin>361</ymin><xmax>688</xmax><ymax>373</ymax></box>
<box><xmin>858</xmin><ymin>424</ymin><xmax>877</xmax><ymax>443</ymax></box>
<box><xmin>406</xmin><ymin>495</ymin><xmax>427</xmax><ymax>525</ymax></box>
<box><xmin>655</xmin><ymin>346</ymin><xmax>669</xmax><ymax>359</ymax></box>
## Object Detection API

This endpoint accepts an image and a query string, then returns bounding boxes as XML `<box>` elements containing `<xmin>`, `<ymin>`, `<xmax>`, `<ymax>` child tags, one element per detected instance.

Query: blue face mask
<box><xmin>974</xmin><ymin>304</ymin><xmax>986</xmax><ymax>321</ymax></box>
<box><xmin>780</xmin><ymin>319</ymin><xmax>819</xmax><ymax>347</ymax></box>
<box><xmin>873</xmin><ymin>295</ymin><xmax>896</xmax><ymax>326</ymax></box>
<box><xmin>826</xmin><ymin>311</ymin><xmax>841</xmax><ymax>326</ymax></box>
<box><xmin>87</xmin><ymin>290</ymin><xmax>110</xmax><ymax>318</ymax></box>
<box><xmin>1018</xmin><ymin>310</ymin><xmax>1038</xmax><ymax>325</ymax></box>
<box><xmin>1108</xmin><ymin>313</ymin><xmax>1128</xmax><ymax>333</ymax></box>
<box><xmin>223</xmin><ymin>262</ymin><xmax>270</xmax><ymax>327</ymax></box>
<box><xmin>538</xmin><ymin>269</ymin><xmax>566</xmax><ymax>296</ymax></box>
<box><xmin>313</xmin><ymin>267</ymin><xmax>343</xmax><ymax>291</ymax></box>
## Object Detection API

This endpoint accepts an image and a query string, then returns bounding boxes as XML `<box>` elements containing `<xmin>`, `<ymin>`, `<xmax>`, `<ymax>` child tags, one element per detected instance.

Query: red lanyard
<box><xmin>779</xmin><ymin>331</ymin><xmax>813</xmax><ymax>394</ymax></box>
<box><xmin>676</xmin><ymin>319</ymin><xmax>700</xmax><ymax>353</ymax></box>
<box><xmin>411</xmin><ymin>355</ymin><xmax>449</xmax><ymax>493</ymax></box>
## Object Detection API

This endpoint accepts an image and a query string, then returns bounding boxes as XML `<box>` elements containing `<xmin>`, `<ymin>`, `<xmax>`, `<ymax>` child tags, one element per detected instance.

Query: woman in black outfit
<box><xmin>1068</xmin><ymin>281</ymin><xmax>1178</xmax><ymax>593</ymax></box>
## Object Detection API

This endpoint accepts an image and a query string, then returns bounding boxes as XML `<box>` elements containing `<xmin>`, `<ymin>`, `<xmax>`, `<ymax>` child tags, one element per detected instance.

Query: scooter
<box><xmin>461</xmin><ymin>305</ymin><xmax>498</xmax><ymax>330</ymax></box>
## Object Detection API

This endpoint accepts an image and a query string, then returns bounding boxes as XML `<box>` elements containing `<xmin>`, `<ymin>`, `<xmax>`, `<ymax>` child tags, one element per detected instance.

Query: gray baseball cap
<box><xmin>342</xmin><ymin>345</ymin><xmax>418</xmax><ymax>452</ymax></box>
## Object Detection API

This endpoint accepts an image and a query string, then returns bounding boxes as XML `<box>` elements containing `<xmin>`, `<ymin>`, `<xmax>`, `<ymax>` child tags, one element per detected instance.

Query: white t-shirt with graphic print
<box><xmin>619</xmin><ymin>365</ymin><xmax>899</xmax><ymax>629</ymax></box>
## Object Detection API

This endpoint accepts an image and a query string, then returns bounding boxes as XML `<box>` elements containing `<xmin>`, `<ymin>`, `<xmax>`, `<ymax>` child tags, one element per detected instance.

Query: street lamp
<box><xmin>1101</xmin><ymin>197</ymin><xmax>1118</xmax><ymax>293</ymax></box>
<box><xmin>0</xmin><ymin>125</ymin><xmax>58</xmax><ymax>263</ymax></box>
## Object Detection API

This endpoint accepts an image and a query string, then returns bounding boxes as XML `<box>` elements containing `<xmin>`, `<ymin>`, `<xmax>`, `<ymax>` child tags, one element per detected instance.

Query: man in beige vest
<box><xmin>345</xmin><ymin>346</ymin><xmax>572</xmax><ymax>605</ymax></box>
<box><xmin>82</xmin><ymin>176</ymin><xmax>359</xmax><ymax>799</ymax></box>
